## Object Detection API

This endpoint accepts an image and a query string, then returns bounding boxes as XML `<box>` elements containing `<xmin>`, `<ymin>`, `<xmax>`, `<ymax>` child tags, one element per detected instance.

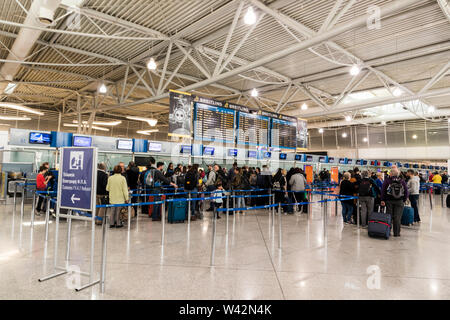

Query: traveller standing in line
<box><xmin>184</xmin><ymin>164</ymin><xmax>199</xmax><ymax>220</ymax></box>
<box><xmin>374</xmin><ymin>172</ymin><xmax>384</xmax><ymax>211</ymax></box>
<box><xmin>165</xmin><ymin>163</ymin><xmax>174</xmax><ymax>179</ymax></box>
<box><xmin>35</xmin><ymin>165</ymin><xmax>50</xmax><ymax>216</ymax></box>
<box><xmin>213</xmin><ymin>182</ymin><xmax>224</xmax><ymax>219</ymax></box>
<box><xmin>407</xmin><ymin>169</ymin><xmax>421</xmax><ymax>223</ymax></box>
<box><xmin>232</xmin><ymin>167</ymin><xmax>244</xmax><ymax>213</ymax></box>
<box><xmin>339</xmin><ymin>172</ymin><xmax>354</xmax><ymax>224</ymax></box>
<box><xmin>273</xmin><ymin>168</ymin><xmax>287</xmax><ymax>205</ymax></box>
<box><xmin>289</xmin><ymin>168</ymin><xmax>308</xmax><ymax>214</ymax></box>
<box><xmin>381</xmin><ymin>168</ymin><xmax>409</xmax><ymax>237</ymax></box>
<box><xmin>96</xmin><ymin>162</ymin><xmax>109</xmax><ymax>225</ymax></box>
<box><xmin>205</xmin><ymin>164</ymin><xmax>216</xmax><ymax>211</ymax></box>
<box><xmin>126</xmin><ymin>161</ymin><xmax>139</xmax><ymax>217</ymax></box>
<box><xmin>106</xmin><ymin>165</ymin><xmax>129</xmax><ymax>228</ymax></box>
<box><xmin>357</xmin><ymin>171</ymin><xmax>380</xmax><ymax>228</ymax></box>
<box><xmin>145</xmin><ymin>158</ymin><xmax>177</xmax><ymax>221</ymax></box>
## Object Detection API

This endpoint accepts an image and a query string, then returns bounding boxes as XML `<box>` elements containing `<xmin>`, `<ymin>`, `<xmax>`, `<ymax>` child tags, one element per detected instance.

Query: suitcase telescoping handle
<box><xmin>378</xmin><ymin>205</ymin><xmax>386</xmax><ymax>213</ymax></box>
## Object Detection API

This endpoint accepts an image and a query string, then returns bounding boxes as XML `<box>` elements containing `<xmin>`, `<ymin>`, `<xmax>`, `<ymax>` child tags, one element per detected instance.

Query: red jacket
<box><xmin>36</xmin><ymin>173</ymin><xmax>47</xmax><ymax>190</ymax></box>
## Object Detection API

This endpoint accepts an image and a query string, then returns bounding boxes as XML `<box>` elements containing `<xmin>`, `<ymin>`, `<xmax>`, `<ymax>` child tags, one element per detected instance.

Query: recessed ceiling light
<box><xmin>0</xmin><ymin>102</ymin><xmax>44</xmax><ymax>115</ymax></box>
<box><xmin>244</xmin><ymin>7</ymin><xmax>256</xmax><ymax>25</ymax></box>
<box><xmin>318</xmin><ymin>128</ymin><xmax>323</xmax><ymax>133</ymax></box>
<box><xmin>147</xmin><ymin>57</ymin><xmax>157</xmax><ymax>70</ymax></box>
<box><xmin>412</xmin><ymin>134</ymin><xmax>417</xmax><ymax>139</ymax></box>
<box><xmin>349</xmin><ymin>64</ymin><xmax>360</xmax><ymax>76</ymax></box>
<box><xmin>392</xmin><ymin>87</ymin><xmax>402</xmax><ymax>97</ymax></box>
<box><xmin>345</xmin><ymin>115</ymin><xmax>352</xmax><ymax>122</ymax></box>
<box><xmin>363</xmin><ymin>137</ymin><xmax>368</xmax><ymax>142</ymax></box>
<box><xmin>0</xmin><ymin>115</ymin><xmax>31</xmax><ymax>121</ymax></box>
<box><xmin>342</xmin><ymin>132</ymin><xmax>347</xmax><ymax>138</ymax></box>
<box><xmin>427</xmin><ymin>106</ymin><xmax>435</xmax><ymax>113</ymax></box>
<box><xmin>126</xmin><ymin>116</ymin><xmax>158</xmax><ymax>126</ymax></box>
<box><xmin>301</xmin><ymin>103</ymin><xmax>308</xmax><ymax>110</ymax></box>
<box><xmin>251</xmin><ymin>88</ymin><xmax>258</xmax><ymax>97</ymax></box>
<box><xmin>98</xmin><ymin>83</ymin><xmax>107</xmax><ymax>94</ymax></box>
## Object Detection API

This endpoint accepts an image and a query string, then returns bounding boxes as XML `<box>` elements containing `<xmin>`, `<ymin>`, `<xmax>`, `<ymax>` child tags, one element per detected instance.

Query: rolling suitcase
<box><xmin>401</xmin><ymin>205</ymin><xmax>414</xmax><ymax>226</ymax></box>
<box><xmin>368</xmin><ymin>209</ymin><xmax>391</xmax><ymax>239</ymax></box>
<box><xmin>148</xmin><ymin>196</ymin><xmax>154</xmax><ymax>217</ymax></box>
<box><xmin>168</xmin><ymin>200</ymin><xmax>186</xmax><ymax>223</ymax></box>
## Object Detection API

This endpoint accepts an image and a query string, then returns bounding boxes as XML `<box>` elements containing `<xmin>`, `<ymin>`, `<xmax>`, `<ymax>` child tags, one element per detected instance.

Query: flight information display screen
<box><xmin>271</xmin><ymin>118</ymin><xmax>297</xmax><ymax>149</ymax></box>
<box><xmin>194</xmin><ymin>102</ymin><xmax>235</xmax><ymax>143</ymax></box>
<box><xmin>237</xmin><ymin>112</ymin><xmax>269</xmax><ymax>146</ymax></box>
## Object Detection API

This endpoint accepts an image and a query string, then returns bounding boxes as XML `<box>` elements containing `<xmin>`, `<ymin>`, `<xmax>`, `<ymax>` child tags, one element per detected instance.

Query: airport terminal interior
<box><xmin>0</xmin><ymin>0</ymin><xmax>450</xmax><ymax>301</ymax></box>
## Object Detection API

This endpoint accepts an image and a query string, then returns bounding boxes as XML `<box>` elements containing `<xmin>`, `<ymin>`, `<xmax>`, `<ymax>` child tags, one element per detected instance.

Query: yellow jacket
<box><xmin>106</xmin><ymin>173</ymin><xmax>129</xmax><ymax>204</ymax></box>
<box><xmin>432</xmin><ymin>174</ymin><xmax>442</xmax><ymax>184</ymax></box>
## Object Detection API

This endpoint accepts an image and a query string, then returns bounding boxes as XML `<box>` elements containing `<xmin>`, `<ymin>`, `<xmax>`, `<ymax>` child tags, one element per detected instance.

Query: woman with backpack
<box><xmin>357</xmin><ymin>171</ymin><xmax>380</xmax><ymax>227</ymax></box>
<box><xmin>184</xmin><ymin>164</ymin><xmax>199</xmax><ymax>220</ymax></box>
<box><xmin>273</xmin><ymin>168</ymin><xmax>287</xmax><ymax>205</ymax></box>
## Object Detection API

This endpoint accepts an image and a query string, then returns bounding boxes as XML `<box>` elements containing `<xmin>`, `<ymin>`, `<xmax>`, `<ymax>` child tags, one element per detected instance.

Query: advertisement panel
<box><xmin>169</xmin><ymin>90</ymin><xmax>192</xmax><ymax>138</ymax></box>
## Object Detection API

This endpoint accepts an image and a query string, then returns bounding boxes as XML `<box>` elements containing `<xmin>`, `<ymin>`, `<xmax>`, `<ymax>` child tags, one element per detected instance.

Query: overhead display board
<box><xmin>194</xmin><ymin>97</ymin><xmax>235</xmax><ymax>143</ymax></box>
<box><xmin>271</xmin><ymin>117</ymin><xmax>297</xmax><ymax>150</ymax></box>
<box><xmin>237</xmin><ymin>111</ymin><xmax>269</xmax><ymax>146</ymax></box>
<box><xmin>169</xmin><ymin>90</ymin><xmax>192</xmax><ymax>139</ymax></box>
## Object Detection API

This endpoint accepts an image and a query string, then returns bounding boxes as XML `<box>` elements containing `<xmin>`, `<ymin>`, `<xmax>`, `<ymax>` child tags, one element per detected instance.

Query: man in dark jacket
<box><xmin>96</xmin><ymin>162</ymin><xmax>109</xmax><ymax>225</ymax></box>
<box><xmin>381</xmin><ymin>168</ymin><xmax>409</xmax><ymax>237</ymax></box>
<box><xmin>126</xmin><ymin>161</ymin><xmax>140</xmax><ymax>217</ymax></box>
<box><xmin>147</xmin><ymin>159</ymin><xmax>177</xmax><ymax>221</ymax></box>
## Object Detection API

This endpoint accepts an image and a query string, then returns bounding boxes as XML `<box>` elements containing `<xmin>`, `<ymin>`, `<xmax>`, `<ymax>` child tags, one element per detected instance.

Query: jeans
<box><xmin>409</xmin><ymin>194</ymin><xmax>420</xmax><ymax>222</ymax></box>
<box><xmin>236</xmin><ymin>196</ymin><xmax>245</xmax><ymax>210</ymax></box>
<box><xmin>359</xmin><ymin>196</ymin><xmax>374</xmax><ymax>226</ymax></box>
<box><xmin>341</xmin><ymin>202</ymin><xmax>353</xmax><ymax>222</ymax></box>
<box><xmin>206</xmin><ymin>185</ymin><xmax>215</xmax><ymax>209</ymax></box>
<box><xmin>36</xmin><ymin>194</ymin><xmax>47</xmax><ymax>213</ymax></box>
<box><xmin>386</xmin><ymin>199</ymin><xmax>404</xmax><ymax>236</ymax></box>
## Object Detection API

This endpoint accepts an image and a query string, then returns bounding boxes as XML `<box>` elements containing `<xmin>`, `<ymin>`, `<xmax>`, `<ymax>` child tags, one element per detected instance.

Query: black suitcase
<box><xmin>368</xmin><ymin>209</ymin><xmax>391</xmax><ymax>239</ymax></box>
<box><xmin>446</xmin><ymin>194</ymin><xmax>450</xmax><ymax>208</ymax></box>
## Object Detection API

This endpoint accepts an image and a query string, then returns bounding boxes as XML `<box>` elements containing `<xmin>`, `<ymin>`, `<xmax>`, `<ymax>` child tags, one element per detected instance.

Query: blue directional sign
<box><xmin>58</xmin><ymin>147</ymin><xmax>97</xmax><ymax>211</ymax></box>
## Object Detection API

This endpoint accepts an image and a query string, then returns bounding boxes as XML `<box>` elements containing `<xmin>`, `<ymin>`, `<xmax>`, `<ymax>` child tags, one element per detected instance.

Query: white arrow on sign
<box><xmin>71</xmin><ymin>194</ymin><xmax>81</xmax><ymax>204</ymax></box>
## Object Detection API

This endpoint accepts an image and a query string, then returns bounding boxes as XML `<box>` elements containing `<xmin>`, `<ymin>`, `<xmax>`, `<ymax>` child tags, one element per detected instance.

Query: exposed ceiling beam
<box><xmin>64</xmin><ymin>0</ymin><xmax>425</xmax><ymax>116</ymax></box>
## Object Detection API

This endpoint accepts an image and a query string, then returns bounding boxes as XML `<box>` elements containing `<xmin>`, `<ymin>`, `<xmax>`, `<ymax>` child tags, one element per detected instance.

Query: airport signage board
<box><xmin>58</xmin><ymin>147</ymin><xmax>97</xmax><ymax>212</ymax></box>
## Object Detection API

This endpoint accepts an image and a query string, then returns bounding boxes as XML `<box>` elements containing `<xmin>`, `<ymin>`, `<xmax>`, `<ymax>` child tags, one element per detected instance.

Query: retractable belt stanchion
<box><xmin>323</xmin><ymin>200</ymin><xmax>328</xmax><ymax>241</ymax></box>
<box><xmin>429</xmin><ymin>186</ymin><xmax>433</xmax><ymax>210</ymax></box>
<box><xmin>278</xmin><ymin>203</ymin><xmax>282</xmax><ymax>249</ymax></box>
<box><xmin>356</xmin><ymin>198</ymin><xmax>360</xmax><ymax>228</ymax></box>
<box><xmin>65</xmin><ymin>210</ymin><xmax>73</xmax><ymax>269</ymax></box>
<box><xmin>226</xmin><ymin>194</ymin><xmax>229</xmax><ymax>236</ymax></box>
<box><xmin>441</xmin><ymin>187</ymin><xmax>444</xmax><ymax>207</ymax></box>
<box><xmin>161</xmin><ymin>200</ymin><xmax>166</xmax><ymax>246</ymax></box>
<box><xmin>188</xmin><ymin>192</ymin><xmax>191</xmax><ymax>226</ymax></box>
<box><xmin>335</xmin><ymin>197</ymin><xmax>338</xmax><ymax>216</ymax></box>
<box><xmin>44</xmin><ymin>196</ymin><xmax>50</xmax><ymax>242</ymax></box>
<box><xmin>100</xmin><ymin>215</ymin><xmax>108</xmax><ymax>293</ymax></box>
<box><xmin>210</xmin><ymin>205</ymin><xmax>217</xmax><ymax>266</ymax></box>
<box><xmin>13</xmin><ymin>181</ymin><xmax>17</xmax><ymax>215</ymax></box>
<box><xmin>30</xmin><ymin>192</ymin><xmax>36</xmax><ymax>227</ymax></box>
<box><xmin>127</xmin><ymin>205</ymin><xmax>132</xmax><ymax>231</ymax></box>
<box><xmin>232</xmin><ymin>190</ymin><xmax>236</xmax><ymax>214</ymax></box>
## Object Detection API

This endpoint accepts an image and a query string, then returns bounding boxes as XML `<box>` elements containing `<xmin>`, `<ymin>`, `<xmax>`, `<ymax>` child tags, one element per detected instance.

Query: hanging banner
<box><xmin>296</xmin><ymin>118</ymin><xmax>308</xmax><ymax>151</ymax></box>
<box><xmin>331</xmin><ymin>167</ymin><xmax>339</xmax><ymax>183</ymax></box>
<box><xmin>304</xmin><ymin>165</ymin><xmax>313</xmax><ymax>184</ymax></box>
<box><xmin>168</xmin><ymin>90</ymin><xmax>192</xmax><ymax>138</ymax></box>
<box><xmin>58</xmin><ymin>147</ymin><xmax>97</xmax><ymax>211</ymax></box>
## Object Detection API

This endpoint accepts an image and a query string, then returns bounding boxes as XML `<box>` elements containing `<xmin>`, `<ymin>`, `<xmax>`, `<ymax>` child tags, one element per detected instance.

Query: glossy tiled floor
<box><xmin>1</xmin><ymin>193</ymin><xmax>449</xmax><ymax>300</ymax></box>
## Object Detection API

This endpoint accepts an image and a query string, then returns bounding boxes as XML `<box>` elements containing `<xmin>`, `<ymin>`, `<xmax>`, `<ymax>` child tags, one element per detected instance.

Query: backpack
<box><xmin>145</xmin><ymin>169</ymin><xmax>161</xmax><ymax>188</ymax></box>
<box><xmin>273</xmin><ymin>176</ymin><xmax>281</xmax><ymax>189</ymax></box>
<box><xmin>358</xmin><ymin>179</ymin><xmax>372</xmax><ymax>197</ymax></box>
<box><xmin>387</xmin><ymin>178</ymin><xmax>404</xmax><ymax>199</ymax></box>
<box><xmin>176</xmin><ymin>174</ymin><xmax>185</xmax><ymax>187</ymax></box>
<box><xmin>184</xmin><ymin>171</ymin><xmax>197</xmax><ymax>190</ymax></box>
<box><xmin>216</xmin><ymin>171</ymin><xmax>229</xmax><ymax>190</ymax></box>
<box><xmin>241</xmin><ymin>174</ymin><xmax>251</xmax><ymax>190</ymax></box>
